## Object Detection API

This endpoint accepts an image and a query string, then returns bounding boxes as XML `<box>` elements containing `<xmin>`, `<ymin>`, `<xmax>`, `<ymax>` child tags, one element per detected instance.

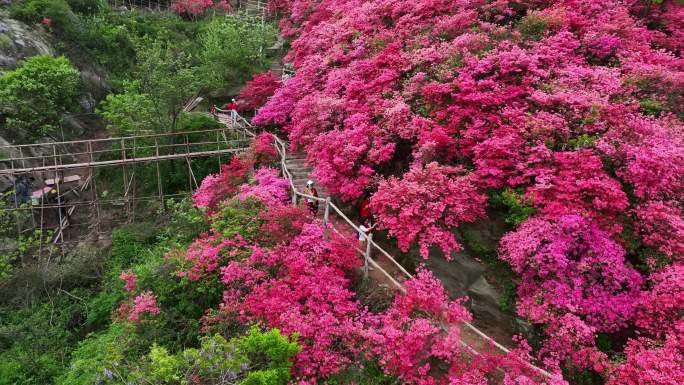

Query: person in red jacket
<box><xmin>224</xmin><ymin>99</ymin><xmax>238</xmax><ymax>111</ymax></box>
<box><xmin>359</xmin><ymin>193</ymin><xmax>371</xmax><ymax>222</ymax></box>
<box><xmin>224</xmin><ymin>99</ymin><xmax>238</xmax><ymax>125</ymax></box>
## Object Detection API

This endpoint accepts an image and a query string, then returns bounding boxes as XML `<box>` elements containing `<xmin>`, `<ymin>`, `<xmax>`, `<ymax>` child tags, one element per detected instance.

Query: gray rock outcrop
<box><xmin>0</xmin><ymin>10</ymin><xmax>54</xmax><ymax>72</ymax></box>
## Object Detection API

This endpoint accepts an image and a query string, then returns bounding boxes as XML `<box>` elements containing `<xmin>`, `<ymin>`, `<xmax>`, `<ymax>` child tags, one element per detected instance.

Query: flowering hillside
<box><xmin>180</xmin><ymin>152</ymin><xmax>564</xmax><ymax>384</ymax></box>
<box><xmin>253</xmin><ymin>0</ymin><xmax>684</xmax><ymax>383</ymax></box>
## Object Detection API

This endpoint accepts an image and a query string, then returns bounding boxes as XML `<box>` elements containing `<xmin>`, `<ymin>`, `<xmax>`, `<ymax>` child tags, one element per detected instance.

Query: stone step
<box><xmin>286</xmin><ymin>165</ymin><xmax>311</xmax><ymax>172</ymax></box>
<box><xmin>293</xmin><ymin>178</ymin><xmax>320</xmax><ymax>186</ymax></box>
<box><xmin>285</xmin><ymin>156</ymin><xmax>307</xmax><ymax>162</ymax></box>
<box><xmin>285</xmin><ymin>161</ymin><xmax>308</xmax><ymax>168</ymax></box>
<box><xmin>285</xmin><ymin>157</ymin><xmax>307</xmax><ymax>163</ymax></box>
<box><xmin>287</xmin><ymin>169</ymin><xmax>310</xmax><ymax>176</ymax></box>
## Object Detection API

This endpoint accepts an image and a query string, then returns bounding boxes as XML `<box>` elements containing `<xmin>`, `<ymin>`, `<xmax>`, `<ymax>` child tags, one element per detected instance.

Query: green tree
<box><xmin>135</xmin><ymin>39</ymin><xmax>204</xmax><ymax>132</ymax></box>
<box><xmin>99</xmin><ymin>82</ymin><xmax>160</xmax><ymax>135</ymax></box>
<box><xmin>0</xmin><ymin>55</ymin><xmax>81</xmax><ymax>142</ymax></box>
<box><xmin>200</xmin><ymin>16</ymin><xmax>278</xmax><ymax>86</ymax></box>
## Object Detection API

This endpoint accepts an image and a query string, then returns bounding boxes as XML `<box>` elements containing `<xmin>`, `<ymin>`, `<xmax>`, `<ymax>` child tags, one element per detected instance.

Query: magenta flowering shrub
<box><xmin>252</xmin><ymin>132</ymin><xmax>278</xmax><ymax>166</ymax></box>
<box><xmin>237</xmin><ymin>71</ymin><xmax>282</xmax><ymax>112</ymax></box>
<box><xmin>369</xmin><ymin>268</ymin><xmax>567</xmax><ymax>384</ymax></box>
<box><xmin>254</xmin><ymin>0</ymin><xmax>684</xmax><ymax>251</ymax></box>
<box><xmin>257</xmin><ymin>204</ymin><xmax>311</xmax><ymax>245</ymax></box>
<box><xmin>171</xmin><ymin>0</ymin><xmax>231</xmax><ymax>16</ymax></box>
<box><xmin>219</xmin><ymin>224</ymin><xmax>366</xmax><ymax>377</ymax></box>
<box><xmin>127</xmin><ymin>291</ymin><xmax>161</xmax><ymax>322</ymax></box>
<box><xmin>607</xmin><ymin>333</ymin><xmax>684</xmax><ymax>385</ymax></box>
<box><xmin>181</xmin><ymin>166</ymin><xmax>560</xmax><ymax>383</ymax></box>
<box><xmin>499</xmin><ymin>215</ymin><xmax>642</xmax><ymax>370</ymax></box>
<box><xmin>524</xmin><ymin>150</ymin><xmax>628</xmax><ymax>234</ymax></box>
<box><xmin>255</xmin><ymin>0</ymin><xmax>684</xmax><ymax>378</ymax></box>
<box><xmin>634</xmin><ymin>263</ymin><xmax>684</xmax><ymax>339</ymax></box>
<box><xmin>192</xmin><ymin>156</ymin><xmax>251</xmax><ymax>214</ymax></box>
<box><xmin>238</xmin><ymin>167</ymin><xmax>290</xmax><ymax>207</ymax></box>
<box><xmin>178</xmin><ymin>232</ymin><xmax>245</xmax><ymax>282</ymax></box>
<box><xmin>116</xmin><ymin>282</ymin><xmax>161</xmax><ymax>324</ymax></box>
<box><xmin>371</xmin><ymin>162</ymin><xmax>487</xmax><ymax>258</ymax></box>
<box><xmin>635</xmin><ymin>201</ymin><xmax>684</xmax><ymax>265</ymax></box>
<box><xmin>120</xmin><ymin>270</ymin><xmax>137</xmax><ymax>292</ymax></box>
<box><xmin>369</xmin><ymin>268</ymin><xmax>472</xmax><ymax>383</ymax></box>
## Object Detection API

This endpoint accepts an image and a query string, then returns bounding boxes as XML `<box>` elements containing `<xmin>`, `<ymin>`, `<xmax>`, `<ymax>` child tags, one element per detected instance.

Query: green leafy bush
<box><xmin>0</xmin><ymin>293</ymin><xmax>91</xmax><ymax>385</ymax></box>
<box><xmin>518</xmin><ymin>14</ymin><xmax>548</xmax><ymax>41</ymax></box>
<box><xmin>63</xmin><ymin>327</ymin><xmax>300</xmax><ymax>385</ymax></box>
<box><xmin>10</xmin><ymin>0</ymin><xmax>83</xmax><ymax>40</ymax></box>
<box><xmin>55</xmin><ymin>322</ymin><xmax>141</xmax><ymax>385</ymax></box>
<box><xmin>137</xmin><ymin>328</ymin><xmax>300</xmax><ymax>385</ymax></box>
<box><xmin>66</xmin><ymin>0</ymin><xmax>105</xmax><ymax>15</ymax></box>
<box><xmin>99</xmin><ymin>82</ymin><xmax>159</xmax><ymax>135</ymax></box>
<box><xmin>212</xmin><ymin>197</ymin><xmax>266</xmax><ymax>239</ymax></box>
<box><xmin>200</xmin><ymin>15</ymin><xmax>278</xmax><ymax>85</ymax></box>
<box><xmin>489</xmin><ymin>188</ymin><xmax>536</xmax><ymax>226</ymax></box>
<box><xmin>0</xmin><ymin>55</ymin><xmax>81</xmax><ymax>142</ymax></box>
<box><xmin>177</xmin><ymin>111</ymin><xmax>222</xmax><ymax>132</ymax></box>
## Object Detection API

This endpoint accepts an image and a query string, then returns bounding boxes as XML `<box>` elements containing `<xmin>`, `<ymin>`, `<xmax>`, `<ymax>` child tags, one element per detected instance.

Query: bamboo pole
<box><xmin>52</xmin><ymin>144</ymin><xmax>64</xmax><ymax>243</ymax></box>
<box><xmin>155</xmin><ymin>138</ymin><xmax>164</xmax><ymax>211</ymax></box>
<box><xmin>88</xmin><ymin>141</ymin><xmax>102</xmax><ymax>233</ymax></box>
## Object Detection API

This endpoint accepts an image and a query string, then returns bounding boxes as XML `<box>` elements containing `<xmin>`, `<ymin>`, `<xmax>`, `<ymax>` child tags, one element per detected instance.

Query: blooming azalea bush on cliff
<box><xmin>237</xmin><ymin>71</ymin><xmax>282</xmax><ymax>112</ymax></box>
<box><xmin>171</xmin><ymin>0</ymin><xmax>231</xmax><ymax>17</ymax></box>
<box><xmin>252</xmin><ymin>131</ymin><xmax>279</xmax><ymax>166</ymax></box>
<box><xmin>192</xmin><ymin>155</ymin><xmax>251</xmax><ymax>214</ymax></box>
<box><xmin>115</xmin><ymin>270</ymin><xmax>161</xmax><ymax>323</ymax></box>
<box><xmin>254</xmin><ymin>0</ymin><xmax>684</xmax><ymax>381</ymax></box>
<box><xmin>371</xmin><ymin>162</ymin><xmax>487</xmax><ymax>258</ymax></box>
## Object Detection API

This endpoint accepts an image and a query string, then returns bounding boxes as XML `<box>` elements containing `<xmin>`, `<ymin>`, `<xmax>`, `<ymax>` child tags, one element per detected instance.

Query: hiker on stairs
<box><xmin>304</xmin><ymin>180</ymin><xmax>319</xmax><ymax>215</ymax></box>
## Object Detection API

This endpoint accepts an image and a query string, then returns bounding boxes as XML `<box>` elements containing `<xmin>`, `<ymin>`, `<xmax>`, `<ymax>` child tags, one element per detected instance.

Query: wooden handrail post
<box><xmin>323</xmin><ymin>197</ymin><xmax>330</xmax><ymax>225</ymax></box>
<box><xmin>364</xmin><ymin>233</ymin><xmax>373</xmax><ymax>279</ymax></box>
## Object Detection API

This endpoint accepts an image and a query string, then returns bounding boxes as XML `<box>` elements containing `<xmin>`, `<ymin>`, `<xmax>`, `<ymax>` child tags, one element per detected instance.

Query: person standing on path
<box><xmin>359</xmin><ymin>193</ymin><xmax>371</xmax><ymax>223</ymax></box>
<box><xmin>358</xmin><ymin>219</ymin><xmax>376</xmax><ymax>269</ymax></box>
<box><xmin>304</xmin><ymin>180</ymin><xmax>319</xmax><ymax>215</ymax></box>
<box><xmin>224</xmin><ymin>99</ymin><xmax>238</xmax><ymax>126</ymax></box>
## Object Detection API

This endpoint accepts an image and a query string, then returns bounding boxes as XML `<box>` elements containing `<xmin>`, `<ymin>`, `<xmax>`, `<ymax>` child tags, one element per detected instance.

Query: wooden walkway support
<box><xmin>1</xmin><ymin>127</ymin><xmax>251</xmax><ymax>247</ymax></box>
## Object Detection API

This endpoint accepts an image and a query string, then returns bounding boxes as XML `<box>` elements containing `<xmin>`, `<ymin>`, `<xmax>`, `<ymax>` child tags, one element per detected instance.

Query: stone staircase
<box><xmin>284</xmin><ymin>154</ymin><xmax>318</xmax><ymax>192</ymax></box>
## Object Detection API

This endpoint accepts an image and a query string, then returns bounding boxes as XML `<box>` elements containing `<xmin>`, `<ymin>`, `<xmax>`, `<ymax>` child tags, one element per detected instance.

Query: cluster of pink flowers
<box><xmin>368</xmin><ymin>268</ymin><xmax>473</xmax><ymax>384</ymax></box>
<box><xmin>128</xmin><ymin>291</ymin><xmax>161</xmax><ymax>322</ymax></box>
<box><xmin>254</xmin><ymin>0</ymin><xmax>684</xmax><ymax>380</ymax></box>
<box><xmin>116</xmin><ymin>273</ymin><xmax>161</xmax><ymax>324</ymax></box>
<box><xmin>251</xmin><ymin>132</ymin><xmax>279</xmax><ymax>165</ymax></box>
<box><xmin>178</xmin><ymin>232</ymin><xmax>247</xmax><ymax>281</ymax></box>
<box><xmin>219</xmin><ymin>224</ymin><xmax>365</xmax><ymax>377</ymax></box>
<box><xmin>120</xmin><ymin>270</ymin><xmax>137</xmax><ymax>292</ymax></box>
<box><xmin>192</xmin><ymin>156</ymin><xmax>251</xmax><ymax>214</ymax></box>
<box><xmin>634</xmin><ymin>263</ymin><xmax>684</xmax><ymax>339</ymax></box>
<box><xmin>500</xmin><ymin>215</ymin><xmax>642</xmax><ymax>370</ymax></box>
<box><xmin>607</xmin><ymin>333</ymin><xmax>684</xmax><ymax>385</ymax></box>
<box><xmin>237</xmin><ymin>71</ymin><xmax>282</xmax><ymax>112</ymax></box>
<box><xmin>238</xmin><ymin>167</ymin><xmax>291</xmax><ymax>207</ymax></box>
<box><xmin>371</xmin><ymin>162</ymin><xmax>486</xmax><ymax>258</ymax></box>
<box><xmin>171</xmin><ymin>0</ymin><xmax>231</xmax><ymax>16</ymax></box>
